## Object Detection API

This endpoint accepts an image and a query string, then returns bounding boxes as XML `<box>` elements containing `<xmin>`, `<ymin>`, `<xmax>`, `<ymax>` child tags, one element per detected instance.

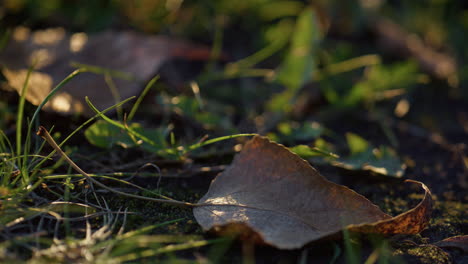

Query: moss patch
<box><xmin>394</xmin><ymin>244</ymin><xmax>452</xmax><ymax>264</ymax></box>
<box><xmin>104</xmin><ymin>186</ymin><xmax>203</xmax><ymax>235</ymax></box>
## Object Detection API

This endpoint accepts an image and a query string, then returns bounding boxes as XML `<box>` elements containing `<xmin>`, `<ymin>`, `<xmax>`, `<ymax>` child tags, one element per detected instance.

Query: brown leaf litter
<box><xmin>194</xmin><ymin>136</ymin><xmax>433</xmax><ymax>249</ymax></box>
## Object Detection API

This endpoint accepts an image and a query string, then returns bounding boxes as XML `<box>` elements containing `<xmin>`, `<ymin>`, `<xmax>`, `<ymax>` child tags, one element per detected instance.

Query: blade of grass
<box><xmin>36</xmin><ymin>126</ymin><xmax>196</xmax><ymax>207</ymax></box>
<box><xmin>36</xmin><ymin>126</ymin><xmax>264</xmax><ymax>210</ymax></box>
<box><xmin>208</xmin><ymin>15</ymin><xmax>224</xmax><ymax>63</ymax></box>
<box><xmin>116</xmin><ymin>235</ymin><xmax>205</xmax><ymax>246</ymax></box>
<box><xmin>127</xmin><ymin>75</ymin><xmax>160</xmax><ymax>122</ymax></box>
<box><xmin>329</xmin><ymin>243</ymin><xmax>342</xmax><ymax>264</ymax></box>
<box><xmin>70</xmin><ymin>62</ymin><xmax>136</xmax><ymax>81</ymax></box>
<box><xmin>226</xmin><ymin>34</ymin><xmax>288</xmax><ymax>72</ymax></box>
<box><xmin>97</xmin><ymin>218</ymin><xmax>186</xmax><ymax>258</ymax></box>
<box><xmin>85</xmin><ymin>97</ymin><xmax>159</xmax><ymax>147</ymax></box>
<box><xmin>31</xmin><ymin>96</ymin><xmax>136</xmax><ymax>174</ymax></box>
<box><xmin>199</xmin><ymin>68</ymin><xmax>275</xmax><ymax>84</ymax></box>
<box><xmin>0</xmin><ymin>130</ymin><xmax>15</xmax><ymax>186</ymax></box>
<box><xmin>343</xmin><ymin>228</ymin><xmax>361</xmax><ymax>264</ymax></box>
<box><xmin>0</xmin><ymin>28</ymin><xmax>10</xmax><ymax>51</ymax></box>
<box><xmin>63</xmin><ymin>165</ymin><xmax>73</xmax><ymax>236</ymax></box>
<box><xmin>117</xmin><ymin>219</ymin><xmax>184</xmax><ymax>240</ymax></box>
<box><xmin>315</xmin><ymin>54</ymin><xmax>381</xmax><ymax>80</ymax></box>
<box><xmin>20</xmin><ymin>68</ymin><xmax>84</xmax><ymax>185</ymax></box>
<box><xmin>104</xmin><ymin>74</ymin><xmax>123</xmax><ymax>120</ymax></box>
<box><xmin>311</xmin><ymin>148</ymin><xmax>339</xmax><ymax>159</ymax></box>
<box><xmin>29</xmin><ymin>69</ymin><xmax>84</xmax><ymax>128</ymax></box>
<box><xmin>46</xmin><ymin>173</ymin><xmax>178</xmax><ymax>201</ymax></box>
<box><xmin>16</xmin><ymin>65</ymin><xmax>33</xmax><ymax>158</ymax></box>
<box><xmin>184</xmin><ymin>133</ymin><xmax>257</xmax><ymax>154</ymax></box>
<box><xmin>114</xmin><ymin>238</ymin><xmax>225</xmax><ymax>262</ymax></box>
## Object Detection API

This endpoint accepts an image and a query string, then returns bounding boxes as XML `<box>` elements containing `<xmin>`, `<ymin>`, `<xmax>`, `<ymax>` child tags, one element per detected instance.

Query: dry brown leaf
<box><xmin>0</xmin><ymin>27</ymin><xmax>211</xmax><ymax>116</ymax></box>
<box><xmin>193</xmin><ymin>136</ymin><xmax>433</xmax><ymax>249</ymax></box>
<box><xmin>434</xmin><ymin>235</ymin><xmax>468</xmax><ymax>253</ymax></box>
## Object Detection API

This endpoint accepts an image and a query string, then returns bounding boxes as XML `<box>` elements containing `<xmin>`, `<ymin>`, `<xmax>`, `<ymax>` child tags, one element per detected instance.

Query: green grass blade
<box><xmin>127</xmin><ymin>75</ymin><xmax>159</xmax><ymax>122</ymax></box>
<box><xmin>45</xmin><ymin>173</ymin><xmax>176</xmax><ymax>201</ymax></box>
<box><xmin>117</xmin><ymin>219</ymin><xmax>184</xmax><ymax>240</ymax></box>
<box><xmin>185</xmin><ymin>133</ymin><xmax>257</xmax><ymax>153</ymax></box>
<box><xmin>29</xmin><ymin>69</ymin><xmax>84</xmax><ymax>128</ymax></box>
<box><xmin>70</xmin><ymin>62</ymin><xmax>136</xmax><ymax>81</ymax></box>
<box><xmin>31</xmin><ymin>97</ymin><xmax>136</xmax><ymax>172</ymax></box>
<box><xmin>85</xmin><ymin>97</ymin><xmax>158</xmax><ymax>147</ymax></box>
<box><xmin>20</xmin><ymin>67</ymin><xmax>82</xmax><ymax>181</ymax></box>
<box><xmin>104</xmin><ymin>74</ymin><xmax>123</xmax><ymax>120</ymax></box>
<box><xmin>115</xmin><ymin>238</ymin><xmax>224</xmax><ymax>262</ymax></box>
<box><xmin>16</xmin><ymin>65</ymin><xmax>34</xmax><ymax>158</ymax></box>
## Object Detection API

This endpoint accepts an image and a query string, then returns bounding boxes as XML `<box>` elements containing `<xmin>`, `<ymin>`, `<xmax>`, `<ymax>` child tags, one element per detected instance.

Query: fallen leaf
<box><xmin>332</xmin><ymin>133</ymin><xmax>406</xmax><ymax>177</ymax></box>
<box><xmin>277</xmin><ymin>121</ymin><xmax>324</xmax><ymax>142</ymax></box>
<box><xmin>0</xmin><ymin>27</ymin><xmax>212</xmax><ymax>116</ymax></box>
<box><xmin>193</xmin><ymin>136</ymin><xmax>432</xmax><ymax>249</ymax></box>
<box><xmin>434</xmin><ymin>235</ymin><xmax>468</xmax><ymax>253</ymax></box>
<box><xmin>84</xmin><ymin>120</ymin><xmax>169</xmax><ymax>152</ymax></box>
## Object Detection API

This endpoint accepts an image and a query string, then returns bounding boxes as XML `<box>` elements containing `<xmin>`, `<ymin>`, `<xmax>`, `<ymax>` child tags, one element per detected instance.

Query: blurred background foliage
<box><xmin>2</xmin><ymin>1</ymin><xmax>467</xmax><ymax>85</ymax></box>
<box><xmin>1</xmin><ymin>0</ymin><xmax>467</xmax><ymax>137</ymax></box>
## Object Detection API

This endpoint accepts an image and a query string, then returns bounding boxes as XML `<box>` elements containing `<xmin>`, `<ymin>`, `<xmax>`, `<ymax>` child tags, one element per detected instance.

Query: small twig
<box><xmin>36</xmin><ymin>126</ymin><xmax>197</xmax><ymax>208</ymax></box>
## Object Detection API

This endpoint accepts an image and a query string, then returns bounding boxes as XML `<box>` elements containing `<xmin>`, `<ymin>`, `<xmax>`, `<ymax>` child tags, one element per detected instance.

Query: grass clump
<box><xmin>0</xmin><ymin>71</ymin><xmax>225</xmax><ymax>263</ymax></box>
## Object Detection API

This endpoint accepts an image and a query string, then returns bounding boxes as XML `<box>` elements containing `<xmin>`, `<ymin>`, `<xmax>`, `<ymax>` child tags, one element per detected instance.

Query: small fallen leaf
<box><xmin>0</xmin><ymin>27</ymin><xmax>212</xmax><ymax>116</ymax></box>
<box><xmin>276</xmin><ymin>121</ymin><xmax>324</xmax><ymax>142</ymax></box>
<box><xmin>332</xmin><ymin>133</ymin><xmax>406</xmax><ymax>177</ymax></box>
<box><xmin>84</xmin><ymin>120</ymin><xmax>170</xmax><ymax>154</ymax></box>
<box><xmin>434</xmin><ymin>235</ymin><xmax>468</xmax><ymax>253</ymax></box>
<box><xmin>194</xmin><ymin>136</ymin><xmax>432</xmax><ymax>249</ymax></box>
<box><xmin>84</xmin><ymin>120</ymin><xmax>133</xmax><ymax>149</ymax></box>
<box><xmin>347</xmin><ymin>132</ymin><xmax>369</xmax><ymax>155</ymax></box>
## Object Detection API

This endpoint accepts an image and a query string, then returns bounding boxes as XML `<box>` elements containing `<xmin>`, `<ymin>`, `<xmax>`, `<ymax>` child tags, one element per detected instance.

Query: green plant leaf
<box><xmin>343</xmin><ymin>61</ymin><xmax>419</xmax><ymax>107</ymax></box>
<box><xmin>346</xmin><ymin>132</ymin><xmax>369</xmax><ymax>155</ymax></box>
<box><xmin>268</xmin><ymin>7</ymin><xmax>321</xmax><ymax>111</ymax></box>
<box><xmin>84</xmin><ymin>120</ymin><xmax>168</xmax><ymax>152</ymax></box>
<box><xmin>276</xmin><ymin>121</ymin><xmax>324</xmax><ymax>143</ymax></box>
<box><xmin>259</xmin><ymin>1</ymin><xmax>304</xmax><ymax>21</ymax></box>
<box><xmin>85</xmin><ymin>120</ymin><xmax>127</xmax><ymax>148</ymax></box>
<box><xmin>276</xmin><ymin>7</ymin><xmax>321</xmax><ymax>91</ymax></box>
<box><xmin>334</xmin><ymin>134</ymin><xmax>405</xmax><ymax>177</ymax></box>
